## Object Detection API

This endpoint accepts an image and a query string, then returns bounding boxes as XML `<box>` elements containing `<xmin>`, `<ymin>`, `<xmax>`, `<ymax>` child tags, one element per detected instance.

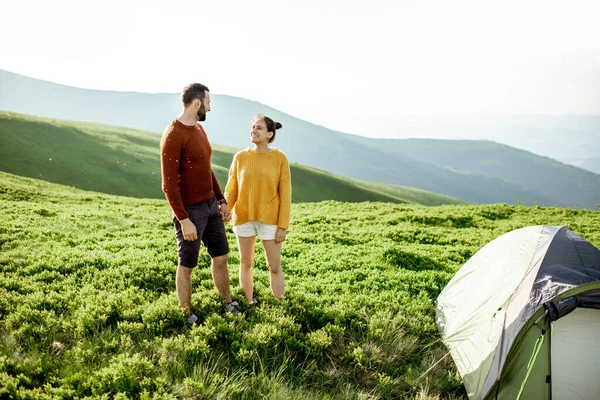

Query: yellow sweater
<box><xmin>225</xmin><ymin>148</ymin><xmax>292</xmax><ymax>230</ymax></box>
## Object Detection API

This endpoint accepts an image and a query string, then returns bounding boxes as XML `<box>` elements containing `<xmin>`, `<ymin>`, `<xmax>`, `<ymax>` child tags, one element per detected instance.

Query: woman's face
<box><xmin>250</xmin><ymin>119</ymin><xmax>273</xmax><ymax>144</ymax></box>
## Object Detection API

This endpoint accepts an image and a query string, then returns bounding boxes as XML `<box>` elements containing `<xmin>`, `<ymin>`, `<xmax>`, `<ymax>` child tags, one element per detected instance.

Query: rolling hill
<box><xmin>1</xmin><ymin>69</ymin><xmax>599</xmax><ymax>208</ymax></box>
<box><xmin>0</xmin><ymin>111</ymin><xmax>461</xmax><ymax>206</ymax></box>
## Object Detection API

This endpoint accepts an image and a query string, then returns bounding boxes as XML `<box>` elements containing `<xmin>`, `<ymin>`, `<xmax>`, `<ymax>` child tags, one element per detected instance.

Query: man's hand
<box><xmin>180</xmin><ymin>218</ymin><xmax>198</xmax><ymax>241</ymax></box>
<box><xmin>220</xmin><ymin>204</ymin><xmax>232</xmax><ymax>222</ymax></box>
<box><xmin>275</xmin><ymin>228</ymin><xmax>286</xmax><ymax>244</ymax></box>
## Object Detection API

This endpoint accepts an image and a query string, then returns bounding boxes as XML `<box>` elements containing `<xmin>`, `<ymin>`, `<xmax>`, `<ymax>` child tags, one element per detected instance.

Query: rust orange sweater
<box><xmin>160</xmin><ymin>119</ymin><xmax>224</xmax><ymax>221</ymax></box>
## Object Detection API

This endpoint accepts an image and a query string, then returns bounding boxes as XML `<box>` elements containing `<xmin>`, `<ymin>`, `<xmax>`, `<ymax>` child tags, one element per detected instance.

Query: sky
<box><xmin>1</xmin><ymin>0</ymin><xmax>599</xmax><ymax>138</ymax></box>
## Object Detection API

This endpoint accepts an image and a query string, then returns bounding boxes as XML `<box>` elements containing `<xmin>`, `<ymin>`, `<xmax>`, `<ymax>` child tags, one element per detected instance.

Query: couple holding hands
<box><xmin>160</xmin><ymin>82</ymin><xmax>291</xmax><ymax>322</ymax></box>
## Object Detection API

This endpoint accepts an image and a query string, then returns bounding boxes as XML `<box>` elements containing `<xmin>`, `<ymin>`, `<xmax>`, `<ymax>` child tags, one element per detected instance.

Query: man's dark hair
<box><xmin>182</xmin><ymin>83</ymin><xmax>209</xmax><ymax>106</ymax></box>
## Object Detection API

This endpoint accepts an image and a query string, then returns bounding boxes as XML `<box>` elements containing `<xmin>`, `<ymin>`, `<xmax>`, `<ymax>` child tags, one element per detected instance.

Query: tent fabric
<box><xmin>578</xmin><ymin>292</ymin><xmax>600</xmax><ymax>309</ymax></box>
<box><xmin>436</xmin><ymin>225</ymin><xmax>600</xmax><ymax>400</ymax></box>
<box><xmin>482</xmin><ymin>226</ymin><xmax>600</xmax><ymax>398</ymax></box>
<box><xmin>544</xmin><ymin>296</ymin><xmax>579</xmax><ymax>321</ymax></box>
<box><xmin>480</xmin><ymin>226</ymin><xmax>561</xmax><ymax>399</ymax></box>
<box><xmin>551</xmin><ymin>308</ymin><xmax>600</xmax><ymax>400</ymax></box>
<box><xmin>544</xmin><ymin>291</ymin><xmax>600</xmax><ymax>321</ymax></box>
<box><xmin>435</xmin><ymin>226</ymin><xmax>543</xmax><ymax>399</ymax></box>
<box><xmin>482</xmin><ymin>283</ymin><xmax>600</xmax><ymax>400</ymax></box>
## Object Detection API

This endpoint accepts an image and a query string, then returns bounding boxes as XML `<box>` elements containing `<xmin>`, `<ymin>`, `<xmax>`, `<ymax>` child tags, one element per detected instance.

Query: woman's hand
<box><xmin>220</xmin><ymin>204</ymin><xmax>232</xmax><ymax>222</ymax></box>
<box><xmin>275</xmin><ymin>228</ymin><xmax>286</xmax><ymax>244</ymax></box>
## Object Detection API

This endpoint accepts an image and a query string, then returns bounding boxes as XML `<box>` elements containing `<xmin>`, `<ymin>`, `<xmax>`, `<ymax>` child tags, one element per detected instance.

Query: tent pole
<box><xmin>493</xmin><ymin>311</ymin><xmax>508</xmax><ymax>400</ymax></box>
<box><xmin>547</xmin><ymin>316</ymin><xmax>552</xmax><ymax>400</ymax></box>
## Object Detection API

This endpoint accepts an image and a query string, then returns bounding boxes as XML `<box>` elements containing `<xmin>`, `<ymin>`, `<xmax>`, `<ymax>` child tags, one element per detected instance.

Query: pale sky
<box><xmin>1</xmin><ymin>0</ymin><xmax>599</xmax><ymax>137</ymax></box>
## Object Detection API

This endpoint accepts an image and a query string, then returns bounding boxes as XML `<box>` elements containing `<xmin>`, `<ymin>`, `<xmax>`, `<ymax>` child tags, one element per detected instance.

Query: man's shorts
<box><xmin>233</xmin><ymin>220</ymin><xmax>278</xmax><ymax>241</ymax></box>
<box><xmin>173</xmin><ymin>197</ymin><xmax>230</xmax><ymax>268</ymax></box>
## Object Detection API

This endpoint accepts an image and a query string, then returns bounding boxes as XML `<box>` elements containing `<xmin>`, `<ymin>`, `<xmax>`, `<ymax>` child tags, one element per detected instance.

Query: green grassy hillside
<box><xmin>0</xmin><ymin>111</ymin><xmax>461</xmax><ymax>206</ymax></box>
<box><xmin>1</xmin><ymin>172</ymin><xmax>598</xmax><ymax>399</ymax></box>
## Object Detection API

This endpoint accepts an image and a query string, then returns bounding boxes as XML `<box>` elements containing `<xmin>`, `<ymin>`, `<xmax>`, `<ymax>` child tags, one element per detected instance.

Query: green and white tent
<box><xmin>436</xmin><ymin>226</ymin><xmax>600</xmax><ymax>400</ymax></box>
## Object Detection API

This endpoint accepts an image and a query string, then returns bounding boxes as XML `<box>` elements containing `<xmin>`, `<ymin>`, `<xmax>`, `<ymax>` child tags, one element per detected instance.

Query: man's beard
<box><xmin>197</xmin><ymin>105</ymin><xmax>207</xmax><ymax>121</ymax></box>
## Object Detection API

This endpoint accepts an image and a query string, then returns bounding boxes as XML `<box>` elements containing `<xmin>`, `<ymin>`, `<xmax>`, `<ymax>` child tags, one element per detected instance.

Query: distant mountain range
<box><xmin>383</xmin><ymin>115</ymin><xmax>600</xmax><ymax>175</ymax></box>
<box><xmin>353</xmin><ymin>137</ymin><xmax>600</xmax><ymax>210</ymax></box>
<box><xmin>1</xmin><ymin>69</ymin><xmax>599</xmax><ymax>208</ymax></box>
<box><xmin>580</xmin><ymin>156</ymin><xmax>600</xmax><ymax>174</ymax></box>
<box><xmin>0</xmin><ymin>111</ymin><xmax>461</xmax><ymax>206</ymax></box>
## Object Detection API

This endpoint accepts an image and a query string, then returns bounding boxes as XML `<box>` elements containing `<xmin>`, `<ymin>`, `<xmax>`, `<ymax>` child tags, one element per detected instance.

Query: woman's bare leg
<box><xmin>262</xmin><ymin>240</ymin><xmax>284</xmax><ymax>298</ymax></box>
<box><xmin>237</xmin><ymin>236</ymin><xmax>257</xmax><ymax>302</ymax></box>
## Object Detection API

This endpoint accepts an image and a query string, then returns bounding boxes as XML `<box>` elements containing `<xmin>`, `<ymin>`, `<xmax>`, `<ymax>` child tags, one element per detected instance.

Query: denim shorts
<box><xmin>173</xmin><ymin>197</ymin><xmax>229</xmax><ymax>268</ymax></box>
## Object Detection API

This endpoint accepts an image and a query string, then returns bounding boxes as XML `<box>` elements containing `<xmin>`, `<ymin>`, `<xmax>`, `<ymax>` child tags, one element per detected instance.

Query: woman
<box><xmin>224</xmin><ymin>114</ymin><xmax>292</xmax><ymax>304</ymax></box>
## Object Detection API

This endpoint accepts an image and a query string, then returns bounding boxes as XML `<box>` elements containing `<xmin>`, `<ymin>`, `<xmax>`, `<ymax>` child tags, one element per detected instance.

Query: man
<box><xmin>160</xmin><ymin>82</ymin><xmax>239</xmax><ymax>324</ymax></box>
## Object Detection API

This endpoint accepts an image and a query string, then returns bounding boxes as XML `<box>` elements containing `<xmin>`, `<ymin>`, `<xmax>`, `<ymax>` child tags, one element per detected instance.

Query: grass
<box><xmin>0</xmin><ymin>111</ymin><xmax>462</xmax><ymax>206</ymax></box>
<box><xmin>1</xmin><ymin>171</ymin><xmax>598</xmax><ymax>399</ymax></box>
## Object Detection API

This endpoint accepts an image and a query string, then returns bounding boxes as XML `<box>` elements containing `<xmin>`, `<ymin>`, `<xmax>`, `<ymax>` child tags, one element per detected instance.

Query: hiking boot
<box><xmin>248</xmin><ymin>299</ymin><xmax>258</xmax><ymax>307</ymax></box>
<box><xmin>187</xmin><ymin>313</ymin><xmax>200</xmax><ymax>326</ymax></box>
<box><xmin>224</xmin><ymin>301</ymin><xmax>241</xmax><ymax>316</ymax></box>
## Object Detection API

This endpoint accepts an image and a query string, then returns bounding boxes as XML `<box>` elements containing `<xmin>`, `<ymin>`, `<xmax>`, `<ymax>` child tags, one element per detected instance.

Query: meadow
<box><xmin>1</xmin><ymin>171</ymin><xmax>599</xmax><ymax>399</ymax></box>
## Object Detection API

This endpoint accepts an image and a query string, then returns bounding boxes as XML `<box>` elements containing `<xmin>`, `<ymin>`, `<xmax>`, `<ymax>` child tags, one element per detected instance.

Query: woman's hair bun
<box><xmin>275</xmin><ymin>122</ymin><xmax>283</xmax><ymax>130</ymax></box>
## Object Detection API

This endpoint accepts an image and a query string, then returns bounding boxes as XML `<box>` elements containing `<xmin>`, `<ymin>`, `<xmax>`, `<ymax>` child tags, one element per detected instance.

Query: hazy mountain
<box><xmin>354</xmin><ymin>138</ymin><xmax>600</xmax><ymax>209</ymax></box>
<box><xmin>575</xmin><ymin>156</ymin><xmax>600</xmax><ymax>175</ymax></box>
<box><xmin>1</xmin><ymin>69</ymin><xmax>598</xmax><ymax>208</ymax></box>
<box><xmin>384</xmin><ymin>115</ymin><xmax>600</xmax><ymax>172</ymax></box>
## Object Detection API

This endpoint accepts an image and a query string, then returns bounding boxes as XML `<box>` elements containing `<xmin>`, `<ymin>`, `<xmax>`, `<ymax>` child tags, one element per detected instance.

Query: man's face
<box><xmin>195</xmin><ymin>92</ymin><xmax>211</xmax><ymax>121</ymax></box>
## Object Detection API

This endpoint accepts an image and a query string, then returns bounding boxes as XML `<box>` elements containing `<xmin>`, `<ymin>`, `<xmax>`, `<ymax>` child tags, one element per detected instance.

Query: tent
<box><xmin>435</xmin><ymin>226</ymin><xmax>600</xmax><ymax>400</ymax></box>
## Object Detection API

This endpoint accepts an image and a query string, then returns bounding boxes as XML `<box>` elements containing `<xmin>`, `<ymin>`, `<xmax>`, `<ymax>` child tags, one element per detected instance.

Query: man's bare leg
<box><xmin>211</xmin><ymin>254</ymin><xmax>232</xmax><ymax>303</ymax></box>
<box><xmin>176</xmin><ymin>265</ymin><xmax>194</xmax><ymax>314</ymax></box>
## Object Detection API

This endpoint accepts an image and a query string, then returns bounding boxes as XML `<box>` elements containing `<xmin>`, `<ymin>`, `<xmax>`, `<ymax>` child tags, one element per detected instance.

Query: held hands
<box><xmin>180</xmin><ymin>218</ymin><xmax>198</xmax><ymax>241</ymax></box>
<box><xmin>220</xmin><ymin>204</ymin><xmax>232</xmax><ymax>222</ymax></box>
<box><xmin>275</xmin><ymin>227</ymin><xmax>286</xmax><ymax>244</ymax></box>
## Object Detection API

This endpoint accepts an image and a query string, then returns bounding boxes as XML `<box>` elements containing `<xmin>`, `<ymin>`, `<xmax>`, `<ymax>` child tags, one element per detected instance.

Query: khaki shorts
<box><xmin>233</xmin><ymin>221</ymin><xmax>278</xmax><ymax>240</ymax></box>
